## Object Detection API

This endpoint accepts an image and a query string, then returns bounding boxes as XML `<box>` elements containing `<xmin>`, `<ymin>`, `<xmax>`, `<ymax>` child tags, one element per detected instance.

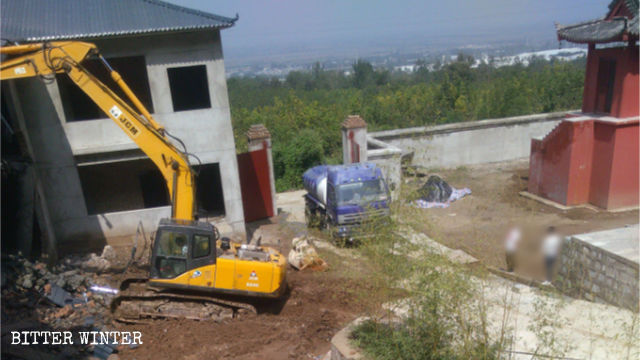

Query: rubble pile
<box><xmin>5</xmin><ymin>255</ymin><xmax>90</xmax><ymax>294</ymax></box>
<box><xmin>64</xmin><ymin>245</ymin><xmax>117</xmax><ymax>273</ymax></box>
<box><xmin>2</xmin><ymin>253</ymin><xmax>114</xmax><ymax>328</ymax></box>
<box><xmin>288</xmin><ymin>236</ymin><xmax>328</xmax><ymax>271</ymax></box>
<box><xmin>1</xmin><ymin>250</ymin><xmax>125</xmax><ymax>358</ymax></box>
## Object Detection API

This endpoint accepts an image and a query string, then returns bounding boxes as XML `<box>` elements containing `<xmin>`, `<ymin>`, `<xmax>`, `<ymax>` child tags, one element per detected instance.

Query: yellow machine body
<box><xmin>151</xmin><ymin>242</ymin><xmax>287</xmax><ymax>297</ymax></box>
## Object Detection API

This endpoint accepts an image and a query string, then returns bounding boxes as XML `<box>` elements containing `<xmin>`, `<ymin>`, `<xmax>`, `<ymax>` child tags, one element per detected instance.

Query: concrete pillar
<box><xmin>246</xmin><ymin>124</ymin><xmax>277</xmax><ymax>216</ymax></box>
<box><xmin>342</xmin><ymin>115</ymin><xmax>368</xmax><ymax>164</ymax></box>
<box><xmin>5</xmin><ymin>81</ymin><xmax>59</xmax><ymax>262</ymax></box>
<box><xmin>16</xmin><ymin>164</ymin><xmax>35</xmax><ymax>257</ymax></box>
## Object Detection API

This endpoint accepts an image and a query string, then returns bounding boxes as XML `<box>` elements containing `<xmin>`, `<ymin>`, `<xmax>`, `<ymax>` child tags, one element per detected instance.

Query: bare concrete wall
<box><xmin>8</xmin><ymin>78</ymin><xmax>88</xmax><ymax>244</ymax></box>
<box><xmin>9</xmin><ymin>29</ymin><xmax>245</xmax><ymax>250</ymax></box>
<box><xmin>370</xmin><ymin>111</ymin><xmax>571</xmax><ymax>168</ymax></box>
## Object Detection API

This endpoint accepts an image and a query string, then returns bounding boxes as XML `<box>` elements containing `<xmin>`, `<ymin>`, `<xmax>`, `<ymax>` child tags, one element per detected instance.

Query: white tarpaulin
<box><xmin>414</xmin><ymin>187</ymin><xmax>471</xmax><ymax>209</ymax></box>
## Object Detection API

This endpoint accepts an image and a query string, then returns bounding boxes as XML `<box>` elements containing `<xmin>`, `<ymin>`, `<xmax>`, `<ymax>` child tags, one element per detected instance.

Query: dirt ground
<box><xmin>1</xmin><ymin>206</ymin><xmax>368</xmax><ymax>359</ymax></box>
<box><xmin>4</xmin><ymin>160</ymin><xmax>636</xmax><ymax>359</ymax></box>
<box><xmin>115</xmin><ymin>219</ymin><xmax>367</xmax><ymax>360</ymax></box>
<box><xmin>406</xmin><ymin>159</ymin><xmax>639</xmax><ymax>280</ymax></box>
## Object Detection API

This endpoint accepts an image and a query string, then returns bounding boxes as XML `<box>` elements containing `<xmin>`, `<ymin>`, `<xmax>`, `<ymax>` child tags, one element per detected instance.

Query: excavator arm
<box><xmin>1</xmin><ymin>41</ymin><xmax>195</xmax><ymax>220</ymax></box>
<box><xmin>2</xmin><ymin>42</ymin><xmax>288</xmax><ymax>323</ymax></box>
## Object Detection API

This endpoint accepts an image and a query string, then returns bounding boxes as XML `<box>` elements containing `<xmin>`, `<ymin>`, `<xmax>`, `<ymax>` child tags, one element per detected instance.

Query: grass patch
<box><xmin>351</xmin><ymin>319</ymin><xmax>500</xmax><ymax>360</ymax></box>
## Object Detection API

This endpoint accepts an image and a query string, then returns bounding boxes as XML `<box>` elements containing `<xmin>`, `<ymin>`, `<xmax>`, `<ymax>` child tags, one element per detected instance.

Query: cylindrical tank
<box><xmin>302</xmin><ymin>165</ymin><xmax>328</xmax><ymax>205</ymax></box>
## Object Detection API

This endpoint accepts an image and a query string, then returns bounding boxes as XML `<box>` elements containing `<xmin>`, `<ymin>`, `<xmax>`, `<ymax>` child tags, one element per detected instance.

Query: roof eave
<box><xmin>557</xmin><ymin>35</ymin><xmax>625</xmax><ymax>44</ymax></box>
<box><xmin>555</xmin><ymin>17</ymin><xmax>632</xmax><ymax>44</ymax></box>
<box><xmin>17</xmin><ymin>23</ymin><xmax>235</xmax><ymax>43</ymax></box>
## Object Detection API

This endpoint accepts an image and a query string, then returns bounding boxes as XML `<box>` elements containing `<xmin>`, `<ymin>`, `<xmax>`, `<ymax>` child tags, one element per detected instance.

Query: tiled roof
<box><xmin>556</xmin><ymin>18</ymin><xmax>631</xmax><ymax>43</ymax></box>
<box><xmin>556</xmin><ymin>0</ymin><xmax>638</xmax><ymax>43</ymax></box>
<box><xmin>1</xmin><ymin>0</ymin><xmax>237</xmax><ymax>43</ymax></box>
<box><xmin>342</xmin><ymin>115</ymin><xmax>367</xmax><ymax>129</ymax></box>
<box><xmin>246</xmin><ymin>124</ymin><xmax>271</xmax><ymax>140</ymax></box>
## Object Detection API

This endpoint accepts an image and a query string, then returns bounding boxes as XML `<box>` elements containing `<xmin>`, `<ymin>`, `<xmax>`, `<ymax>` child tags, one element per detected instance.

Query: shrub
<box><xmin>273</xmin><ymin>128</ymin><xmax>324</xmax><ymax>191</ymax></box>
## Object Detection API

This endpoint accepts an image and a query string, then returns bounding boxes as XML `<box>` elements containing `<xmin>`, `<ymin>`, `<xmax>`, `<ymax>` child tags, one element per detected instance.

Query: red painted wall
<box><xmin>589</xmin><ymin>122</ymin><xmax>617</xmax><ymax>208</ymax></box>
<box><xmin>566</xmin><ymin>121</ymin><xmax>594</xmax><ymax>205</ymax></box>
<box><xmin>237</xmin><ymin>148</ymin><xmax>274</xmax><ymax>222</ymax></box>
<box><xmin>617</xmin><ymin>46</ymin><xmax>639</xmax><ymax>117</ymax></box>
<box><xmin>529</xmin><ymin>118</ymin><xmax>639</xmax><ymax>209</ymax></box>
<box><xmin>582</xmin><ymin>44</ymin><xmax>640</xmax><ymax>118</ymax></box>
<box><xmin>606</xmin><ymin>122</ymin><xmax>639</xmax><ymax>208</ymax></box>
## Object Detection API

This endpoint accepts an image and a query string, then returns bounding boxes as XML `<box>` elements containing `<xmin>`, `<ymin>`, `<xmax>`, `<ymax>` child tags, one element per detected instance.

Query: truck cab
<box><xmin>303</xmin><ymin>163</ymin><xmax>390</xmax><ymax>242</ymax></box>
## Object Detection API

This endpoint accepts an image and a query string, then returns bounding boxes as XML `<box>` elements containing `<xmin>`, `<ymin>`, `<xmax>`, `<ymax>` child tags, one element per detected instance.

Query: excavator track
<box><xmin>110</xmin><ymin>279</ymin><xmax>257</xmax><ymax>323</ymax></box>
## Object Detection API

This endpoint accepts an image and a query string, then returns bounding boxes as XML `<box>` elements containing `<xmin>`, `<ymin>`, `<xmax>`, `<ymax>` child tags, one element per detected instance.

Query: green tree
<box><xmin>273</xmin><ymin>128</ymin><xmax>324</xmax><ymax>191</ymax></box>
<box><xmin>227</xmin><ymin>55</ymin><xmax>586</xmax><ymax>191</ymax></box>
<box><xmin>352</xmin><ymin>59</ymin><xmax>376</xmax><ymax>89</ymax></box>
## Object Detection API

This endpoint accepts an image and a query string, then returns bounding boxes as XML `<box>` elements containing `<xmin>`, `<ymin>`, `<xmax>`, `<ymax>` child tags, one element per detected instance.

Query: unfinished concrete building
<box><xmin>1</xmin><ymin>0</ymin><xmax>246</xmax><ymax>254</ymax></box>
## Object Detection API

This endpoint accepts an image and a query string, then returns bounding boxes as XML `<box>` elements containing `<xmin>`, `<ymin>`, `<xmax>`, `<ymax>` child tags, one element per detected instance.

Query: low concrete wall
<box><xmin>370</xmin><ymin>111</ymin><xmax>571</xmax><ymax>168</ymax></box>
<box><xmin>330</xmin><ymin>317</ymin><xmax>366</xmax><ymax>360</ymax></box>
<box><xmin>555</xmin><ymin>225</ymin><xmax>639</xmax><ymax>312</ymax></box>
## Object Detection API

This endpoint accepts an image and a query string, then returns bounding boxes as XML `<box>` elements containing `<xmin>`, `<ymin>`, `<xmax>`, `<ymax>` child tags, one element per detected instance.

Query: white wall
<box><xmin>342</xmin><ymin>126</ymin><xmax>368</xmax><ymax>164</ymax></box>
<box><xmin>371</xmin><ymin>112</ymin><xmax>569</xmax><ymax>168</ymax></box>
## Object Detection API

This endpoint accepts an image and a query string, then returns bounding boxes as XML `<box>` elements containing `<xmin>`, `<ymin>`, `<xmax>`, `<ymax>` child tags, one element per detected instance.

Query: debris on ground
<box><xmin>1</xmin><ymin>252</ymin><xmax>120</xmax><ymax>358</ymax></box>
<box><xmin>414</xmin><ymin>175</ymin><xmax>471</xmax><ymax>208</ymax></box>
<box><xmin>90</xmin><ymin>285</ymin><xmax>119</xmax><ymax>295</ymax></box>
<box><xmin>60</xmin><ymin>245</ymin><xmax>117</xmax><ymax>273</ymax></box>
<box><xmin>288</xmin><ymin>236</ymin><xmax>328</xmax><ymax>271</ymax></box>
<box><xmin>249</xmin><ymin>227</ymin><xmax>282</xmax><ymax>247</ymax></box>
<box><xmin>100</xmin><ymin>245</ymin><xmax>117</xmax><ymax>262</ymax></box>
<box><xmin>1</xmin><ymin>253</ymin><xmax>113</xmax><ymax>331</ymax></box>
<box><xmin>80</xmin><ymin>253</ymin><xmax>112</xmax><ymax>273</ymax></box>
<box><xmin>46</xmin><ymin>283</ymin><xmax>81</xmax><ymax>307</ymax></box>
<box><xmin>91</xmin><ymin>327</ymin><xmax>120</xmax><ymax>359</ymax></box>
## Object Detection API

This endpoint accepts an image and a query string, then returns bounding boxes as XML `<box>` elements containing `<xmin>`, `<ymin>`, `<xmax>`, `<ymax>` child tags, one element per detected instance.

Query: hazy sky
<box><xmin>169</xmin><ymin>0</ymin><xmax>610</xmax><ymax>62</ymax></box>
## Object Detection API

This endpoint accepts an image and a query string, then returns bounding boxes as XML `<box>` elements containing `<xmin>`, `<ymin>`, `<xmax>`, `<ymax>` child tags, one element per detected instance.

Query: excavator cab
<box><xmin>150</xmin><ymin>219</ymin><xmax>219</xmax><ymax>280</ymax></box>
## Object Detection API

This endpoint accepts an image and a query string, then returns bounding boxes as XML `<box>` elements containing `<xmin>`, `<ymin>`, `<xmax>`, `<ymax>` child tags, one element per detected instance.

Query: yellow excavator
<box><xmin>0</xmin><ymin>41</ymin><xmax>286</xmax><ymax>321</ymax></box>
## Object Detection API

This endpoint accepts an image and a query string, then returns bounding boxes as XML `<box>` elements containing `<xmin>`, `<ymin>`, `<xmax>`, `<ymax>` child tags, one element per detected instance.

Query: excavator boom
<box><xmin>0</xmin><ymin>41</ymin><xmax>195</xmax><ymax>220</ymax></box>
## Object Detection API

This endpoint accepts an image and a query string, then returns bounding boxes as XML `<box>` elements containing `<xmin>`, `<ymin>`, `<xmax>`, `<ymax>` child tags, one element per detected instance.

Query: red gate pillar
<box><xmin>341</xmin><ymin>115</ymin><xmax>368</xmax><ymax>165</ymax></box>
<box><xmin>246</xmin><ymin>124</ymin><xmax>277</xmax><ymax>217</ymax></box>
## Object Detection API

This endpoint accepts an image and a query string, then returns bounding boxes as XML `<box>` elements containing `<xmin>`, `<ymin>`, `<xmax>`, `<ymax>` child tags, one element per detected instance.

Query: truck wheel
<box><xmin>319</xmin><ymin>214</ymin><xmax>327</xmax><ymax>229</ymax></box>
<box><xmin>305</xmin><ymin>206</ymin><xmax>316</xmax><ymax>228</ymax></box>
<box><xmin>334</xmin><ymin>237</ymin><xmax>348</xmax><ymax>247</ymax></box>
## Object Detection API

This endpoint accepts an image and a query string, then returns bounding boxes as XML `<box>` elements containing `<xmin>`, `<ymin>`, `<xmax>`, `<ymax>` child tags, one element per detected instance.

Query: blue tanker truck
<box><xmin>302</xmin><ymin>162</ymin><xmax>391</xmax><ymax>242</ymax></box>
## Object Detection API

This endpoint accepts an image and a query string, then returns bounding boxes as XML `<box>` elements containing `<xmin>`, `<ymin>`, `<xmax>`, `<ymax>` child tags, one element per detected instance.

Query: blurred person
<box><xmin>504</xmin><ymin>226</ymin><xmax>521</xmax><ymax>272</ymax></box>
<box><xmin>173</xmin><ymin>235</ymin><xmax>188</xmax><ymax>256</ymax></box>
<box><xmin>541</xmin><ymin>226</ymin><xmax>561</xmax><ymax>285</ymax></box>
